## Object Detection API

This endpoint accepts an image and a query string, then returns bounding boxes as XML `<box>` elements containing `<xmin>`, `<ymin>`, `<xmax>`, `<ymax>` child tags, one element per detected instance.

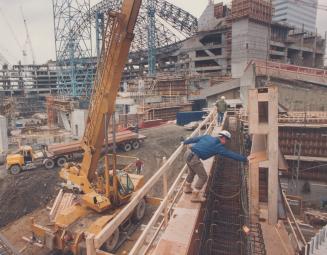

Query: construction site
<box><xmin>0</xmin><ymin>0</ymin><xmax>327</xmax><ymax>254</ymax></box>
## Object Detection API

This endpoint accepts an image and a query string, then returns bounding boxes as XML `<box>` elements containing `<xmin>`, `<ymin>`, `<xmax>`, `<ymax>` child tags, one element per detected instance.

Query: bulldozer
<box><xmin>27</xmin><ymin>0</ymin><xmax>146</xmax><ymax>253</ymax></box>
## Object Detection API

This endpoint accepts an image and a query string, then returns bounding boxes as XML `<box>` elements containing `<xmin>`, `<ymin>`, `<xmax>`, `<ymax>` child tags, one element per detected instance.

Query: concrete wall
<box><xmin>198</xmin><ymin>2</ymin><xmax>218</xmax><ymax>32</ymax></box>
<box><xmin>278</xmin><ymin>83</ymin><xmax>327</xmax><ymax>111</ymax></box>
<box><xmin>0</xmin><ymin>115</ymin><xmax>8</xmax><ymax>154</ymax></box>
<box><xmin>232</xmin><ymin>19</ymin><xmax>269</xmax><ymax>78</ymax></box>
<box><xmin>240</xmin><ymin>63</ymin><xmax>327</xmax><ymax>111</ymax></box>
<box><xmin>281</xmin><ymin>178</ymin><xmax>326</xmax><ymax>207</ymax></box>
<box><xmin>71</xmin><ymin>109</ymin><xmax>88</xmax><ymax>139</ymax></box>
<box><xmin>240</xmin><ymin>62</ymin><xmax>256</xmax><ymax>108</ymax></box>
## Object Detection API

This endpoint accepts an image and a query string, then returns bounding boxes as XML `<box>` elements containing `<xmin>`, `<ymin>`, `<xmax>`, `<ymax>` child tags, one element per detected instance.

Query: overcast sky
<box><xmin>0</xmin><ymin>0</ymin><xmax>326</xmax><ymax>65</ymax></box>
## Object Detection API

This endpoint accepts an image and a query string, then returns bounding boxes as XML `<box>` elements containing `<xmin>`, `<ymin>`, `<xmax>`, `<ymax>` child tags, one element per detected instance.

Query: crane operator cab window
<box><xmin>118</xmin><ymin>171</ymin><xmax>134</xmax><ymax>196</ymax></box>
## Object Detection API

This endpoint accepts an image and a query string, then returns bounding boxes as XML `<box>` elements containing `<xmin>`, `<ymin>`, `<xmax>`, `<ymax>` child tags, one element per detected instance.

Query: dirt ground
<box><xmin>124</xmin><ymin>123</ymin><xmax>190</xmax><ymax>196</ymax></box>
<box><xmin>0</xmin><ymin>168</ymin><xmax>61</xmax><ymax>228</ymax></box>
<box><xmin>0</xmin><ymin>123</ymin><xmax>190</xmax><ymax>254</ymax></box>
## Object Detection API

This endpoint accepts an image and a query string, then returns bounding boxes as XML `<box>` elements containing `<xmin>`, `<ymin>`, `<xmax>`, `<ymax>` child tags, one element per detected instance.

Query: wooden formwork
<box><xmin>231</xmin><ymin>0</ymin><xmax>272</xmax><ymax>24</ymax></box>
<box><xmin>46</xmin><ymin>96</ymin><xmax>56</xmax><ymax>128</ymax></box>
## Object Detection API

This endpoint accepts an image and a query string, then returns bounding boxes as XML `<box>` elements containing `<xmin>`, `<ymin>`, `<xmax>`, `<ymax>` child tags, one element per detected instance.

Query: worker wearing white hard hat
<box><xmin>182</xmin><ymin>130</ymin><xmax>247</xmax><ymax>203</ymax></box>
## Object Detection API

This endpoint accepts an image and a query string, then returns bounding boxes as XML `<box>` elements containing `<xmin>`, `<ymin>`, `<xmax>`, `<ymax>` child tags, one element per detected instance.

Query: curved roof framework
<box><xmin>90</xmin><ymin>0</ymin><xmax>197</xmax><ymax>53</ymax></box>
<box><xmin>53</xmin><ymin>0</ymin><xmax>198</xmax><ymax>97</ymax></box>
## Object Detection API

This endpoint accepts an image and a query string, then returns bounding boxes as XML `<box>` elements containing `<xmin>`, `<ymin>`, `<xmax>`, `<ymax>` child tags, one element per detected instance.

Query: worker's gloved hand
<box><xmin>247</xmin><ymin>155</ymin><xmax>255</xmax><ymax>162</ymax></box>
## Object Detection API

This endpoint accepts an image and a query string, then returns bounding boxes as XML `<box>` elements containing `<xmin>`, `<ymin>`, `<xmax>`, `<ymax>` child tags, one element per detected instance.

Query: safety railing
<box><xmin>91</xmin><ymin>108</ymin><xmax>218</xmax><ymax>253</ymax></box>
<box><xmin>128</xmin><ymin>109</ymin><xmax>217</xmax><ymax>255</ymax></box>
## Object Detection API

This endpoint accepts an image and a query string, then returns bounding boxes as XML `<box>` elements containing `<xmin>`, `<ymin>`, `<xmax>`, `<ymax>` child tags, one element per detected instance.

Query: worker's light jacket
<box><xmin>183</xmin><ymin>135</ymin><xmax>247</xmax><ymax>162</ymax></box>
<box><xmin>215</xmin><ymin>100</ymin><xmax>227</xmax><ymax>113</ymax></box>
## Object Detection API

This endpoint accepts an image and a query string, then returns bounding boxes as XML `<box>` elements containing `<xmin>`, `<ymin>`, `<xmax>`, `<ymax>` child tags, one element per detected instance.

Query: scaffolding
<box><xmin>52</xmin><ymin>0</ymin><xmax>94</xmax><ymax>97</ymax></box>
<box><xmin>46</xmin><ymin>96</ymin><xmax>56</xmax><ymax>128</ymax></box>
<box><xmin>147</xmin><ymin>0</ymin><xmax>157</xmax><ymax>76</ymax></box>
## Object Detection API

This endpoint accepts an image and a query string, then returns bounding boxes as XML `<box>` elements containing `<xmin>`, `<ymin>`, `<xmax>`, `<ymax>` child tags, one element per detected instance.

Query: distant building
<box><xmin>272</xmin><ymin>0</ymin><xmax>318</xmax><ymax>32</ymax></box>
<box><xmin>0</xmin><ymin>1</ymin><xmax>325</xmax><ymax>98</ymax></box>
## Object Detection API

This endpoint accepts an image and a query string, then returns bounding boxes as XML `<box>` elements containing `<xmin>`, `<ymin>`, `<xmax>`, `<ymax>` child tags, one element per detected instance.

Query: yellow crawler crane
<box><xmin>29</xmin><ymin>0</ymin><xmax>145</xmax><ymax>254</ymax></box>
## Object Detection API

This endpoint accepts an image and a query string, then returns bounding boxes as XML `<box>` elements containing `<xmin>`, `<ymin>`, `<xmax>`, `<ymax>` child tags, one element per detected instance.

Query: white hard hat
<box><xmin>218</xmin><ymin>130</ymin><xmax>231</xmax><ymax>140</ymax></box>
<box><xmin>221</xmin><ymin>96</ymin><xmax>226</xmax><ymax>100</ymax></box>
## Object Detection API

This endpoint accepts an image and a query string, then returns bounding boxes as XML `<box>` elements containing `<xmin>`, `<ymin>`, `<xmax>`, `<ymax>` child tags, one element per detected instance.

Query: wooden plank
<box><xmin>163</xmin><ymin>157</ymin><xmax>168</xmax><ymax>227</ymax></box>
<box><xmin>284</xmin><ymin>155</ymin><xmax>327</xmax><ymax>162</ymax></box>
<box><xmin>96</xmin><ymin>250</ymin><xmax>114</xmax><ymax>255</ymax></box>
<box><xmin>86</xmin><ymin>233</ymin><xmax>96</xmax><ymax>255</ymax></box>
<box><xmin>268</xmin><ymin>86</ymin><xmax>279</xmax><ymax>225</ymax></box>
<box><xmin>286</xmin><ymin>217</ymin><xmax>302</xmax><ymax>251</ymax></box>
<box><xmin>152</xmin><ymin>157</ymin><xmax>215</xmax><ymax>255</ymax></box>
<box><xmin>49</xmin><ymin>189</ymin><xmax>63</xmax><ymax>221</ymax></box>
<box><xmin>278</xmin><ymin>123</ymin><xmax>327</xmax><ymax>128</ymax></box>
<box><xmin>282</xmin><ymin>191</ymin><xmax>306</xmax><ymax>245</ymax></box>
<box><xmin>128</xmin><ymin>164</ymin><xmax>188</xmax><ymax>255</ymax></box>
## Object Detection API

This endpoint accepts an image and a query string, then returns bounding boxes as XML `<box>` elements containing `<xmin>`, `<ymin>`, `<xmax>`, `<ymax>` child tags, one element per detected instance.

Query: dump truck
<box><xmin>6</xmin><ymin>130</ymin><xmax>145</xmax><ymax>175</ymax></box>
<box><xmin>27</xmin><ymin>1</ymin><xmax>147</xmax><ymax>254</ymax></box>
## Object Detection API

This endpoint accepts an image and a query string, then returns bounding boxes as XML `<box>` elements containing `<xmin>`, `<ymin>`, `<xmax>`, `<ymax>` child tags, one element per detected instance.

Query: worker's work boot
<box><xmin>183</xmin><ymin>182</ymin><xmax>193</xmax><ymax>194</ymax></box>
<box><xmin>191</xmin><ymin>189</ymin><xmax>206</xmax><ymax>203</ymax></box>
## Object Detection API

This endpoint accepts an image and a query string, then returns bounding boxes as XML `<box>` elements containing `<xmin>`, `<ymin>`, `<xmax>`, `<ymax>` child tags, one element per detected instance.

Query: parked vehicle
<box><xmin>6</xmin><ymin>130</ymin><xmax>145</xmax><ymax>174</ymax></box>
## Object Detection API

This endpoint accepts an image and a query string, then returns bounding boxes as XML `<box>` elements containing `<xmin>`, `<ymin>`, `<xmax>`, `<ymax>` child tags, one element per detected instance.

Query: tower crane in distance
<box><xmin>20</xmin><ymin>6</ymin><xmax>36</xmax><ymax>64</ymax></box>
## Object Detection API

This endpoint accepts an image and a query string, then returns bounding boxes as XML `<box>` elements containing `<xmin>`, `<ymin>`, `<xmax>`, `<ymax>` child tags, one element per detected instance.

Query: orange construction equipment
<box><xmin>28</xmin><ymin>1</ymin><xmax>145</xmax><ymax>254</ymax></box>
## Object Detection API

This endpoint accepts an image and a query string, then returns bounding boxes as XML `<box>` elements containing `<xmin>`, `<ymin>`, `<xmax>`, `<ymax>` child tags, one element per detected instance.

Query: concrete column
<box><xmin>71</xmin><ymin>109</ymin><xmax>88</xmax><ymax>138</ymax></box>
<box><xmin>0</xmin><ymin>115</ymin><xmax>8</xmax><ymax>153</ymax></box>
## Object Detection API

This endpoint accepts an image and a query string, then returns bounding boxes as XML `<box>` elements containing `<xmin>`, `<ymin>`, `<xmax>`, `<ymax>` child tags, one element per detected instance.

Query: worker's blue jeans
<box><xmin>217</xmin><ymin>112</ymin><xmax>224</xmax><ymax>125</ymax></box>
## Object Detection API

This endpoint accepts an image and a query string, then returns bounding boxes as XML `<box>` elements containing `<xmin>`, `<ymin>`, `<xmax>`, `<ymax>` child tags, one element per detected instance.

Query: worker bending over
<box><xmin>183</xmin><ymin>130</ymin><xmax>247</xmax><ymax>202</ymax></box>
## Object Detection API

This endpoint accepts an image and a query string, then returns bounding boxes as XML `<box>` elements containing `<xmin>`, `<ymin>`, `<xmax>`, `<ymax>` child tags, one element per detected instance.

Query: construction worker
<box><xmin>135</xmin><ymin>158</ymin><xmax>144</xmax><ymax>174</ymax></box>
<box><xmin>183</xmin><ymin>130</ymin><xmax>247</xmax><ymax>202</ymax></box>
<box><xmin>215</xmin><ymin>96</ymin><xmax>227</xmax><ymax>126</ymax></box>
